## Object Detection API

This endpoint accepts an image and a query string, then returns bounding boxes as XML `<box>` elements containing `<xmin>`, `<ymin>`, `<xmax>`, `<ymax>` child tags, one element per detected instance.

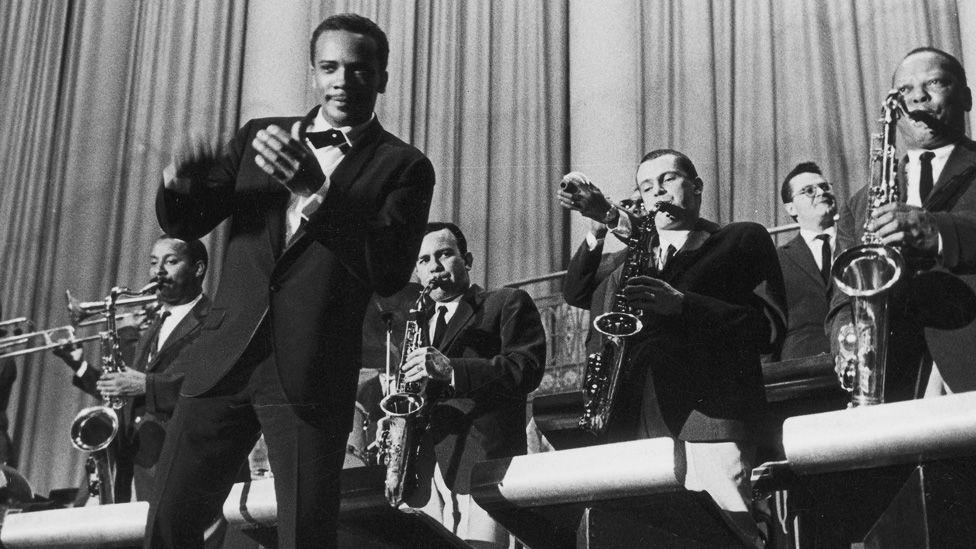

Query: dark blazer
<box><xmin>564</xmin><ymin>220</ymin><xmax>787</xmax><ymax>443</ymax></box>
<box><xmin>74</xmin><ymin>295</ymin><xmax>211</xmax><ymax>468</ymax></box>
<box><xmin>428</xmin><ymin>285</ymin><xmax>546</xmax><ymax>494</ymax></box>
<box><xmin>830</xmin><ymin>137</ymin><xmax>976</xmax><ymax>400</ymax></box>
<box><xmin>156</xmin><ymin>112</ymin><xmax>435</xmax><ymax>427</ymax></box>
<box><xmin>778</xmin><ymin>233</ymin><xmax>832</xmax><ymax>360</ymax></box>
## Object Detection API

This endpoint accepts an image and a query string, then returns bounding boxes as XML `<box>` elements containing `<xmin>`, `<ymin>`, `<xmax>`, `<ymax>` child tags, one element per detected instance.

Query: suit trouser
<box><xmin>144</xmin><ymin>324</ymin><xmax>347</xmax><ymax>549</ymax></box>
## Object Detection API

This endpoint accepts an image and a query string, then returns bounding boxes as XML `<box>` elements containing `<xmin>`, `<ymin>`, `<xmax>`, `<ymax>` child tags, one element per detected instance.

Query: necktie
<box><xmin>305</xmin><ymin>129</ymin><xmax>346</xmax><ymax>149</ymax></box>
<box><xmin>918</xmin><ymin>150</ymin><xmax>935</xmax><ymax>203</ymax></box>
<box><xmin>430</xmin><ymin>306</ymin><xmax>449</xmax><ymax>348</ymax></box>
<box><xmin>658</xmin><ymin>244</ymin><xmax>676</xmax><ymax>272</ymax></box>
<box><xmin>815</xmin><ymin>234</ymin><xmax>831</xmax><ymax>284</ymax></box>
<box><xmin>146</xmin><ymin>310</ymin><xmax>171</xmax><ymax>364</ymax></box>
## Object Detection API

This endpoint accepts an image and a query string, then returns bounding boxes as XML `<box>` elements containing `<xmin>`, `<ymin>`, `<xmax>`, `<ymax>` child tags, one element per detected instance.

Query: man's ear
<box><xmin>693</xmin><ymin>178</ymin><xmax>703</xmax><ymax>195</ymax></box>
<box><xmin>784</xmin><ymin>202</ymin><xmax>798</xmax><ymax>220</ymax></box>
<box><xmin>962</xmin><ymin>86</ymin><xmax>973</xmax><ymax>112</ymax></box>
<box><xmin>195</xmin><ymin>261</ymin><xmax>207</xmax><ymax>280</ymax></box>
<box><xmin>378</xmin><ymin>71</ymin><xmax>389</xmax><ymax>94</ymax></box>
<box><xmin>464</xmin><ymin>252</ymin><xmax>474</xmax><ymax>270</ymax></box>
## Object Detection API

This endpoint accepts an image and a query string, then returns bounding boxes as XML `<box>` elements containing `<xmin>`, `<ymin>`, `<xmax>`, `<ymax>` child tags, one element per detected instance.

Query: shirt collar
<box><xmin>160</xmin><ymin>292</ymin><xmax>203</xmax><ymax>318</ymax></box>
<box><xmin>658</xmin><ymin>229</ymin><xmax>691</xmax><ymax>252</ymax></box>
<box><xmin>906</xmin><ymin>142</ymin><xmax>955</xmax><ymax>164</ymax></box>
<box><xmin>799</xmin><ymin>226</ymin><xmax>836</xmax><ymax>246</ymax></box>
<box><xmin>309</xmin><ymin>108</ymin><xmax>376</xmax><ymax>148</ymax></box>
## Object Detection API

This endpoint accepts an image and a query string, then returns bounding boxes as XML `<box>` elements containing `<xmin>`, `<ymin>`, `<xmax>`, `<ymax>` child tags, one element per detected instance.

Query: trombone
<box><xmin>0</xmin><ymin>291</ymin><xmax>157</xmax><ymax>360</ymax></box>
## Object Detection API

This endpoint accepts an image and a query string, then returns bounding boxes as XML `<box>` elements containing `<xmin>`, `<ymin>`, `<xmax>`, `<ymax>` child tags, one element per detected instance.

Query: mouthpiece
<box><xmin>138</xmin><ymin>280</ymin><xmax>160</xmax><ymax>295</ymax></box>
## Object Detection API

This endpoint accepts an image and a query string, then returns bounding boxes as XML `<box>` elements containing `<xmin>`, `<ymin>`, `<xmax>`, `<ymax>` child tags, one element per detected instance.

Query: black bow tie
<box><xmin>305</xmin><ymin>129</ymin><xmax>347</xmax><ymax>149</ymax></box>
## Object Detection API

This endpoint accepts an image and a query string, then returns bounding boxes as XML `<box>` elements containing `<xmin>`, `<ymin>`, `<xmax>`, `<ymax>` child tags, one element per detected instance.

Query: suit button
<box><xmin>269</xmin><ymin>283</ymin><xmax>280</xmax><ymax>293</ymax></box>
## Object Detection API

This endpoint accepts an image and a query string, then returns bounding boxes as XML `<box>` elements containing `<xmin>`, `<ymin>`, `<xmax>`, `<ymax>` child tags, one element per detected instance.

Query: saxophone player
<box><xmin>398</xmin><ymin>222</ymin><xmax>546</xmax><ymax>549</ymax></box>
<box><xmin>559</xmin><ymin>149</ymin><xmax>786</xmax><ymax>547</ymax></box>
<box><xmin>53</xmin><ymin>235</ymin><xmax>210</xmax><ymax>502</ymax></box>
<box><xmin>828</xmin><ymin>48</ymin><xmax>976</xmax><ymax>401</ymax></box>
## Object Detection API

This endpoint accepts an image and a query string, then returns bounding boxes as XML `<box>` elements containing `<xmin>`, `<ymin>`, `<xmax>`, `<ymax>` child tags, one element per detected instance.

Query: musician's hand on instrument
<box><xmin>868</xmin><ymin>203</ymin><xmax>940</xmax><ymax>255</ymax></box>
<box><xmin>403</xmin><ymin>347</ymin><xmax>453</xmax><ymax>383</ymax></box>
<box><xmin>165</xmin><ymin>135</ymin><xmax>226</xmax><ymax>193</ymax></box>
<box><xmin>623</xmin><ymin>275</ymin><xmax>685</xmax><ymax>316</ymax></box>
<box><xmin>557</xmin><ymin>172</ymin><xmax>613</xmax><ymax>221</ymax></box>
<box><xmin>52</xmin><ymin>341</ymin><xmax>84</xmax><ymax>371</ymax></box>
<box><xmin>252</xmin><ymin>122</ymin><xmax>325</xmax><ymax>196</ymax></box>
<box><xmin>96</xmin><ymin>370</ymin><xmax>146</xmax><ymax>397</ymax></box>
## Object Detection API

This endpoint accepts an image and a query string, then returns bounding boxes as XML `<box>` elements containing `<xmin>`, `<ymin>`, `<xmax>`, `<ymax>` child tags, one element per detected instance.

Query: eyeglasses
<box><xmin>792</xmin><ymin>182</ymin><xmax>832</xmax><ymax>198</ymax></box>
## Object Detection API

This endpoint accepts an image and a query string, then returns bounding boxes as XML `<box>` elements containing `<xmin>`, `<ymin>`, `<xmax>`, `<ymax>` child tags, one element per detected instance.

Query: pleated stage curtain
<box><xmin>0</xmin><ymin>0</ymin><xmax>972</xmax><ymax>498</ymax></box>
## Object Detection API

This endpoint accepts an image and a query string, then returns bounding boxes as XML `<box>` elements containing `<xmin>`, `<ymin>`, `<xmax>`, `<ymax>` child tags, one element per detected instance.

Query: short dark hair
<box><xmin>899</xmin><ymin>47</ymin><xmax>967</xmax><ymax>88</ymax></box>
<box><xmin>780</xmin><ymin>161</ymin><xmax>823</xmax><ymax>204</ymax></box>
<box><xmin>424</xmin><ymin>222</ymin><xmax>468</xmax><ymax>256</ymax></box>
<box><xmin>156</xmin><ymin>235</ymin><xmax>208</xmax><ymax>271</ymax></box>
<box><xmin>309</xmin><ymin>13</ymin><xmax>390</xmax><ymax>71</ymax></box>
<box><xmin>638</xmin><ymin>149</ymin><xmax>699</xmax><ymax>180</ymax></box>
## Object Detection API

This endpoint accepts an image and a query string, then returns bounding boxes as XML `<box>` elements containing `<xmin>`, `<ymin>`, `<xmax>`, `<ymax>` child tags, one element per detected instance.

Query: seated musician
<box><xmin>397</xmin><ymin>222</ymin><xmax>546</xmax><ymax>549</ymax></box>
<box><xmin>777</xmin><ymin>162</ymin><xmax>837</xmax><ymax>361</ymax></box>
<box><xmin>559</xmin><ymin>149</ymin><xmax>786</xmax><ymax>547</ymax></box>
<box><xmin>828</xmin><ymin>47</ymin><xmax>976</xmax><ymax>401</ymax></box>
<box><xmin>54</xmin><ymin>235</ymin><xmax>210</xmax><ymax>502</ymax></box>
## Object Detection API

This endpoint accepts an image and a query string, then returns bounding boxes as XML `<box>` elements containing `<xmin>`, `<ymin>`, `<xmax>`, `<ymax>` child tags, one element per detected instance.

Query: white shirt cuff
<box><xmin>75</xmin><ymin>361</ymin><xmax>89</xmax><ymax>378</ymax></box>
<box><xmin>585</xmin><ymin>231</ymin><xmax>604</xmax><ymax>251</ymax></box>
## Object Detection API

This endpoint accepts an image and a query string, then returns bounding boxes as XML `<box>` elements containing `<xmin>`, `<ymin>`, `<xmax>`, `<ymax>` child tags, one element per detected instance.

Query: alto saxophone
<box><xmin>579</xmin><ymin>201</ymin><xmax>676</xmax><ymax>435</ymax></box>
<box><xmin>378</xmin><ymin>281</ymin><xmax>436</xmax><ymax>507</ymax></box>
<box><xmin>831</xmin><ymin>90</ymin><xmax>907</xmax><ymax>406</ymax></box>
<box><xmin>69</xmin><ymin>279</ymin><xmax>159</xmax><ymax>504</ymax></box>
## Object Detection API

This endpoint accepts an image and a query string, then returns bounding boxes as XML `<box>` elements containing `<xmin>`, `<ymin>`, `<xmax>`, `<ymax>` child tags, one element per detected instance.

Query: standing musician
<box><xmin>398</xmin><ymin>222</ymin><xmax>546</xmax><ymax>549</ymax></box>
<box><xmin>559</xmin><ymin>149</ymin><xmax>786</xmax><ymax>547</ymax></box>
<box><xmin>53</xmin><ymin>235</ymin><xmax>209</xmax><ymax>502</ymax></box>
<box><xmin>778</xmin><ymin>162</ymin><xmax>838</xmax><ymax>360</ymax></box>
<box><xmin>146</xmin><ymin>13</ymin><xmax>434</xmax><ymax>549</ymax></box>
<box><xmin>828</xmin><ymin>47</ymin><xmax>976</xmax><ymax>401</ymax></box>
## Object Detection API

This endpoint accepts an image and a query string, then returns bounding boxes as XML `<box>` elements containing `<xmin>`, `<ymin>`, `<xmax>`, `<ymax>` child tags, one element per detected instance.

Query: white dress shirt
<box><xmin>284</xmin><ymin>110</ymin><xmax>377</xmax><ymax>242</ymax></box>
<box><xmin>156</xmin><ymin>293</ymin><xmax>204</xmax><ymax>353</ymax></box>
<box><xmin>905</xmin><ymin>143</ymin><xmax>954</xmax><ymax>207</ymax></box>
<box><xmin>798</xmin><ymin>226</ymin><xmax>837</xmax><ymax>271</ymax></box>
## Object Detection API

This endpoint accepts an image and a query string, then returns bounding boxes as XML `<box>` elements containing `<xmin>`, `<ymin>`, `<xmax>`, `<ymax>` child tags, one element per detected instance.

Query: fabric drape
<box><xmin>0</xmin><ymin>0</ymin><xmax>245</xmax><ymax>495</ymax></box>
<box><xmin>0</xmin><ymin>0</ymin><xmax>971</xmax><ymax>498</ymax></box>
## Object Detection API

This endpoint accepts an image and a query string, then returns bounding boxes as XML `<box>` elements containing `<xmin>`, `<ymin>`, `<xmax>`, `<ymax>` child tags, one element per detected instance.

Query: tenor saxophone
<box><xmin>377</xmin><ymin>281</ymin><xmax>436</xmax><ymax>507</ymax></box>
<box><xmin>831</xmin><ymin>91</ymin><xmax>907</xmax><ymax>406</ymax></box>
<box><xmin>69</xmin><ymin>279</ymin><xmax>159</xmax><ymax>504</ymax></box>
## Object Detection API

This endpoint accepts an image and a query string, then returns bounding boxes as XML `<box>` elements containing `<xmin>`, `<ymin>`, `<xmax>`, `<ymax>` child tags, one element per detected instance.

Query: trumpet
<box><xmin>0</xmin><ymin>291</ymin><xmax>157</xmax><ymax>360</ymax></box>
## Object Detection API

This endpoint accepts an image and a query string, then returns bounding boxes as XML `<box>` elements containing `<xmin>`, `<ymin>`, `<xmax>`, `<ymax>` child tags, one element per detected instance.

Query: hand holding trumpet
<box><xmin>557</xmin><ymin>172</ymin><xmax>615</xmax><ymax>222</ymax></box>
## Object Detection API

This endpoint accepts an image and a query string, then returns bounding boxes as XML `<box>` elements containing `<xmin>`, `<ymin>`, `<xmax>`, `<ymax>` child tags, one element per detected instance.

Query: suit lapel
<box><xmin>436</xmin><ymin>286</ymin><xmax>480</xmax><ymax>353</ymax></box>
<box><xmin>783</xmin><ymin>233</ymin><xmax>825</xmax><ymax>288</ymax></box>
<box><xmin>662</xmin><ymin>218</ymin><xmax>720</xmax><ymax>279</ymax></box>
<box><xmin>275</xmin><ymin>120</ymin><xmax>386</xmax><ymax>265</ymax></box>
<box><xmin>925</xmin><ymin>139</ymin><xmax>976</xmax><ymax>212</ymax></box>
<box><xmin>148</xmin><ymin>296</ymin><xmax>209</xmax><ymax>372</ymax></box>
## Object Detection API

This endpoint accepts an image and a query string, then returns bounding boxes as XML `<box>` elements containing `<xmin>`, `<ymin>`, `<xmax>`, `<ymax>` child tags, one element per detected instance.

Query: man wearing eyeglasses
<box><xmin>777</xmin><ymin>162</ymin><xmax>837</xmax><ymax>360</ymax></box>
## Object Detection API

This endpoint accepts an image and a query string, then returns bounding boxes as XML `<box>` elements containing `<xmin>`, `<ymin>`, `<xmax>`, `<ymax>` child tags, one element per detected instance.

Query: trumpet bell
<box><xmin>70</xmin><ymin>406</ymin><xmax>119</xmax><ymax>453</ymax></box>
<box><xmin>831</xmin><ymin>244</ymin><xmax>905</xmax><ymax>298</ymax></box>
<box><xmin>593</xmin><ymin>311</ymin><xmax>643</xmax><ymax>338</ymax></box>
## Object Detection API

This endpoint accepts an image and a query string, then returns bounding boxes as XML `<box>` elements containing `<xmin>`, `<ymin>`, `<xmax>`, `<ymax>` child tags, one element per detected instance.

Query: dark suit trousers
<box><xmin>144</xmin><ymin>322</ymin><xmax>347</xmax><ymax>549</ymax></box>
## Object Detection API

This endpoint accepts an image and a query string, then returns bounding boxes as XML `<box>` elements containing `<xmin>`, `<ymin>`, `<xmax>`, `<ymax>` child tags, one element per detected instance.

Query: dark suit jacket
<box><xmin>428</xmin><ymin>285</ymin><xmax>546</xmax><ymax>494</ymax></box>
<box><xmin>564</xmin><ymin>220</ymin><xmax>787</xmax><ymax>443</ymax></box>
<box><xmin>74</xmin><ymin>294</ymin><xmax>211</xmax><ymax>468</ymax></box>
<box><xmin>157</xmin><ymin>110</ymin><xmax>434</xmax><ymax>428</ymax></box>
<box><xmin>778</xmin><ymin>233</ymin><xmax>832</xmax><ymax>360</ymax></box>
<box><xmin>829</xmin><ymin>137</ymin><xmax>976</xmax><ymax>400</ymax></box>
